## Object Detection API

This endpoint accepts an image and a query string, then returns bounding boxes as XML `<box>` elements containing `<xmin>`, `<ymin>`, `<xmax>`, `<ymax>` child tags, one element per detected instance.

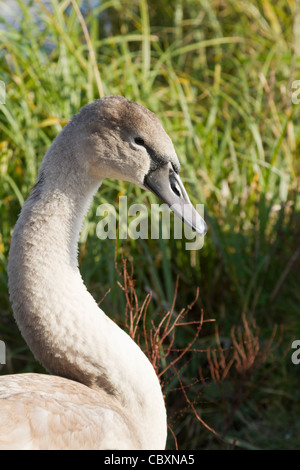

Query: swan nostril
<box><xmin>170</xmin><ymin>179</ymin><xmax>181</xmax><ymax>198</ymax></box>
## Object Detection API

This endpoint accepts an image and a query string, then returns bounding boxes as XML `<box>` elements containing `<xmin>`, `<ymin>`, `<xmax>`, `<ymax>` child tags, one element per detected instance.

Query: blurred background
<box><xmin>0</xmin><ymin>0</ymin><xmax>299</xmax><ymax>449</ymax></box>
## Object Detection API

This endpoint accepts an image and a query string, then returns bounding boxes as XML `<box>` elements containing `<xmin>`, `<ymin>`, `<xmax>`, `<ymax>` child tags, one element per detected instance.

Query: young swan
<box><xmin>1</xmin><ymin>96</ymin><xmax>206</xmax><ymax>450</ymax></box>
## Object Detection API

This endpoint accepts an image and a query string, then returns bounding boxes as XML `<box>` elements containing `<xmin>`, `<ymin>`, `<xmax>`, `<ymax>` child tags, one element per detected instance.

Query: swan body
<box><xmin>0</xmin><ymin>96</ymin><xmax>206</xmax><ymax>450</ymax></box>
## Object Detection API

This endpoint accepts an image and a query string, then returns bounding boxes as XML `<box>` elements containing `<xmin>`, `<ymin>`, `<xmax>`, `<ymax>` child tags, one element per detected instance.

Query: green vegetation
<box><xmin>0</xmin><ymin>0</ymin><xmax>300</xmax><ymax>449</ymax></box>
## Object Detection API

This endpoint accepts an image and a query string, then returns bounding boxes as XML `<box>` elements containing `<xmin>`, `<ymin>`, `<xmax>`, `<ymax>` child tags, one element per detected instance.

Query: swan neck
<box><xmin>8</xmin><ymin>165</ymin><xmax>167</xmax><ymax>449</ymax></box>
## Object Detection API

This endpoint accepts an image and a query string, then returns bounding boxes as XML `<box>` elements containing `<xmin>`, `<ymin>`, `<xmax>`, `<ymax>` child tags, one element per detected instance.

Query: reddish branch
<box><xmin>115</xmin><ymin>256</ymin><xmax>282</xmax><ymax>447</ymax></box>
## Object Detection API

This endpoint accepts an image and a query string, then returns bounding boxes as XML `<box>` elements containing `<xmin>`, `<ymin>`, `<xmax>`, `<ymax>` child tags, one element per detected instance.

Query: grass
<box><xmin>0</xmin><ymin>0</ymin><xmax>300</xmax><ymax>449</ymax></box>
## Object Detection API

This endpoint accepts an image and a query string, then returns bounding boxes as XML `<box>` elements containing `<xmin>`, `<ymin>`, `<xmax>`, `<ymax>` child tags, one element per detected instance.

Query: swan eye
<box><xmin>134</xmin><ymin>137</ymin><xmax>145</xmax><ymax>147</ymax></box>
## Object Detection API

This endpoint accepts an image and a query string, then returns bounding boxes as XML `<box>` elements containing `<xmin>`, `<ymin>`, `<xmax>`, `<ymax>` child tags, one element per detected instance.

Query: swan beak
<box><xmin>144</xmin><ymin>163</ymin><xmax>207</xmax><ymax>237</ymax></box>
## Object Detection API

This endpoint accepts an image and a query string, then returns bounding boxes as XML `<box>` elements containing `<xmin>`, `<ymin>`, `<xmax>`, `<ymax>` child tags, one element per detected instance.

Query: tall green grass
<box><xmin>0</xmin><ymin>0</ymin><xmax>300</xmax><ymax>449</ymax></box>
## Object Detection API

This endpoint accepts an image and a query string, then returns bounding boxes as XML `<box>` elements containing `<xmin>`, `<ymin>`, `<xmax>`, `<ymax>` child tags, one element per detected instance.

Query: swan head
<box><xmin>63</xmin><ymin>96</ymin><xmax>207</xmax><ymax>236</ymax></box>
